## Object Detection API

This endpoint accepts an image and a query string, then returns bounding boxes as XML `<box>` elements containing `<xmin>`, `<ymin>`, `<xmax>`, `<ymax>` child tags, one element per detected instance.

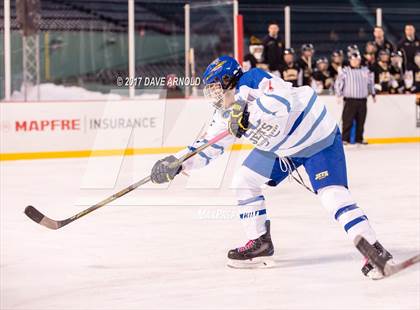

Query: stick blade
<box><xmin>355</xmin><ymin>235</ymin><xmax>420</xmax><ymax>279</ymax></box>
<box><xmin>24</xmin><ymin>205</ymin><xmax>60</xmax><ymax>230</ymax></box>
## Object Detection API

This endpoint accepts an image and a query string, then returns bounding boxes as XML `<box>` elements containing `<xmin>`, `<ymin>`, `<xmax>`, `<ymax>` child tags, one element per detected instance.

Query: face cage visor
<box><xmin>203</xmin><ymin>82</ymin><xmax>225</xmax><ymax>110</ymax></box>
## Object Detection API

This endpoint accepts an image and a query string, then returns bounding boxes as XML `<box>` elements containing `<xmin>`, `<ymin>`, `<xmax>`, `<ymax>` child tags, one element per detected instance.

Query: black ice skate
<box><xmin>360</xmin><ymin>240</ymin><xmax>393</xmax><ymax>279</ymax></box>
<box><xmin>227</xmin><ymin>220</ymin><xmax>275</xmax><ymax>269</ymax></box>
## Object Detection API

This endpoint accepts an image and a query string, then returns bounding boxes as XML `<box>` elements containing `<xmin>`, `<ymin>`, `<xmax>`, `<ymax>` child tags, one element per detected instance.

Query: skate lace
<box><xmin>238</xmin><ymin>240</ymin><xmax>256</xmax><ymax>253</ymax></box>
<box><xmin>280</xmin><ymin>157</ymin><xmax>315</xmax><ymax>194</ymax></box>
<box><xmin>279</xmin><ymin>157</ymin><xmax>293</xmax><ymax>180</ymax></box>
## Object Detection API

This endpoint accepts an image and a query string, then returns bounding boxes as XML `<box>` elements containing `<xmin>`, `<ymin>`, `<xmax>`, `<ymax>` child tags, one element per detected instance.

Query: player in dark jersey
<box><xmin>343</xmin><ymin>44</ymin><xmax>360</xmax><ymax>67</ymax></box>
<box><xmin>389</xmin><ymin>51</ymin><xmax>405</xmax><ymax>94</ymax></box>
<box><xmin>362</xmin><ymin>41</ymin><xmax>377</xmax><ymax>71</ymax></box>
<box><xmin>297</xmin><ymin>43</ymin><xmax>315</xmax><ymax>86</ymax></box>
<box><xmin>243</xmin><ymin>36</ymin><xmax>267</xmax><ymax>72</ymax></box>
<box><xmin>279</xmin><ymin>48</ymin><xmax>302</xmax><ymax>87</ymax></box>
<box><xmin>372</xmin><ymin>49</ymin><xmax>392</xmax><ymax>93</ymax></box>
<box><xmin>328</xmin><ymin>49</ymin><xmax>344</xmax><ymax>80</ymax></box>
<box><xmin>413</xmin><ymin>51</ymin><xmax>420</xmax><ymax>93</ymax></box>
<box><xmin>313</xmin><ymin>57</ymin><xmax>334</xmax><ymax>94</ymax></box>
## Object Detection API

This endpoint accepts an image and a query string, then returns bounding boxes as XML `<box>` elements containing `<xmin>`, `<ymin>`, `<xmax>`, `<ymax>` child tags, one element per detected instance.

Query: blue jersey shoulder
<box><xmin>236</xmin><ymin>68</ymin><xmax>272</xmax><ymax>90</ymax></box>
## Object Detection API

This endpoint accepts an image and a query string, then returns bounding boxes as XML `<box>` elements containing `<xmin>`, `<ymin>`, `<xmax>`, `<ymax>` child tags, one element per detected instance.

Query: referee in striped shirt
<box><xmin>335</xmin><ymin>52</ymin><xmax>376</xmax><ymax>145</ymax></box>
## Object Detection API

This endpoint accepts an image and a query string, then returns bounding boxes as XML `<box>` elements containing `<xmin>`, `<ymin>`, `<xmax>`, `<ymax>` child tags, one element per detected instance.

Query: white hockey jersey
<box><xmin>178</xmin><ymin>68</ymin><xmax>338</xmax><ymax>171</ymax></box>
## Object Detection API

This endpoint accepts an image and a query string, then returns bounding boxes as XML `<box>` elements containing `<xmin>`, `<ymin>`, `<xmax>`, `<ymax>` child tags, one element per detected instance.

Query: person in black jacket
<box><xmin>297</xmin><ymin>43</ymin><xmax>315</xmax><ymax>86</ymax></box>
<box><xmin>313</xmin><ymin>57</ymin><xmax>334</xmax><ymax>94</ymax></box>
<box><xmin>262</xmin><ymin>21</ymin><xmax>284</xmax><ymax>76</ymax></box>
<box><xmin>389</xmin><ymin>51</ymin><xmax>404</xmax><ymax>94</ymax></box>
<box><xmin>372</xmin><ymin>49</ymin><xmax>392</xmax><ymax>93</ymax></box>
<box><xmin>328</xmin><ymin>49</ymin><xmax>344</xmax><ymax>80</ymax></box>
<box><xmin>401</xmin><ymin>51</ymin><xmax>420</xmax><ymax>93</ymax></box>
<box><xmin>413</xmin><ymin>51</ymin><xmax>420</xmax><ymax>93</ymax></box>
<box><xmin>397</xmin><ymin>24</ymin><xmax>420</xmax><ymax>71</ymax></box>
<box><xmin>373</xmin><ymin>26</ymin><xmax>394</xmax><ymax>58</ymax></box>
<box><xmin>243</xmin><ymin>36</ymin><xmax>266</xmax><ymax>72</ymax></box>
<box><xmin>362</xmin><ymin>41</ymin><xmax>377</xmax><ymax>71</ymax></box>
<box><xmin>279</xmin><ymin>48</ymin><xmax>301</xmax><ymax>87</ymax></box>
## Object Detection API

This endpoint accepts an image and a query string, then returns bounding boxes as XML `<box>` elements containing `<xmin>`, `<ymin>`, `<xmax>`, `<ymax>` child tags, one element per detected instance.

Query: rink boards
<box><xmin>1</xmin><ymin>95</ymin><xmax>419</xmax><ymax>160</ymax></box>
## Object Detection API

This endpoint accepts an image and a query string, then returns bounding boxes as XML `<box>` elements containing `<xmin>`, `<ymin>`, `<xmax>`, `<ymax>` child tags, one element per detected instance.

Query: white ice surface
<box><xmin>1</xmin><ymin>144</ymin><xmax>419</xmax><ymax>310</ymax></box>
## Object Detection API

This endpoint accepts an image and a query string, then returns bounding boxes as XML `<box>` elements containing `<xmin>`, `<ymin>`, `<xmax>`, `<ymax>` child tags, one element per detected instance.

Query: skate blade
<box><xmin>227</xmin><ymin>257</ymin><xmax>276</xmax><ymax>269</ymax></box>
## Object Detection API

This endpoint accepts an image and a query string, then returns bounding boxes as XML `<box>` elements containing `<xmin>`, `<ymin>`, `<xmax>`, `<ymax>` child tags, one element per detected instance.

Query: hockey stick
<box><xmin>24</xmin><ymin>130</ymin><xmax>230</xmax><ymax>230</ymax></box>
<box><xmin>354</xmin><ymin>235</ymin><xmax>420</xmax><ymax>279</ymax></box>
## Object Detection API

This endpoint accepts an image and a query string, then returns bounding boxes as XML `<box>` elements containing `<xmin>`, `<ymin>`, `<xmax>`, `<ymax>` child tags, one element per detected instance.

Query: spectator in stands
<box><xmin>279</xmin><ymin>48</ymin><xmax>301</xmax><ymax>87</ymax></box>
<box><xmin>312</xmin><ymin>57</ymin><xmax>334</xmax><ymax>94</ymax></box>
<box><xmin>401</xmin><ymin>51</ymin><xmax>420</xmax><ymax>93</ymax></box>
<box><xmin>389</xmin><ymin>51</ymin><xmax>405</xmax><ymax>94</ymax></box>
<box><xmin>347</xmin><ymin>44</ymin><xmax>360</xmax><ymax>55</ymax></box>
<box><xmin>328</xmin><ymin>49</ymin><xmax>344</xmax><ymax>80</ymax></box>
<box><xmin>335</xmin><ymin>52</ymin><xmax>375</xmax><ymax>145</ymax></box>
<box><xmin>243</xmin><ymin>36</ymin><xmax>267</xmax><ymax>72</ymax></box>
<box><xmin>372</xmin><ymin>26</ymin><xmax>394</xmax><ymax>57</ymax></box>
<box><xmin>362</xmin><ymin>41</ymin><xmax>377</xmax><ymax>70</ymax></box>
<box><xmin>262</xmin><ymin>21</ymin><xmax>284</xmax><ymax>76</ymax></box>
<box><xmin>413</xmin><ymin>51</ymin><xmax>420</xmax><ymax>93</ymax></box>
<box><xmin>397</xmin><ymin>24</ymin><xmax>419</xmax><ymax>71</ymax></box>
<box><xmin>343</xmin><ymin>44</ymin><xmax>360</xmax><ymax>66</ymax></box>
<box><xmin>372</xmin><ymin>49</ymin><xmax>392</xmax><ymax>93</ymax></box>
<box><xmin>297</xmin><ymin>43</ymin><xmax>315</xmax><ymax>86</ymax></box>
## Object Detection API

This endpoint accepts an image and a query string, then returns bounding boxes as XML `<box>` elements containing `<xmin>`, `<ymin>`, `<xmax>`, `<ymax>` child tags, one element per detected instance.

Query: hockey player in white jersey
<box><xmin>150</xmin><ymin>56</ymin><xmax>392</xmax><ymax>278</ymax></box>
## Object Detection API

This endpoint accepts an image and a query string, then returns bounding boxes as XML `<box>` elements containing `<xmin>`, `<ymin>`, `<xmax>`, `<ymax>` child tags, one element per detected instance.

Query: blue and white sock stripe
<box><xmin>334</xmin><ymin>204</ymin><xmax>358</xmax><ymax>220</ymax></box>
<box><xmin>334</xmin><ymin>203</ymin><xmax>369</xmax><ymax>232</ymax></box>
<box><xmin>344</xmin><ymin>215</ymin><xmax>368</xmax><ymax>232</ymax></box>
<box><xmin>238</xmin><ymin>195</ymin><xmax>265</xmax><ymax>206</ymax></box>
<box><xmin>240</xmin><ymin>209</ymin><xmax>267</xmax><ymax>219</ymax></box>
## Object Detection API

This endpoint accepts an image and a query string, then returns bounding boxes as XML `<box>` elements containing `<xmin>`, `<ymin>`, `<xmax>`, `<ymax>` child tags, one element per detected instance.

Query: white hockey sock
<box><xmin>237</xmin><ymin>195</ymin><xmax>268</xmax><ymax>240</ymax></box>
<box><xmin>232</xmin><ymin>166</ymin><xmax>270</xmax><ymax>241</ymax></box>
<box><xmin>318</xmin><ymin>185</ymin><xmax>377</xmax><ymax>244</ymax></box>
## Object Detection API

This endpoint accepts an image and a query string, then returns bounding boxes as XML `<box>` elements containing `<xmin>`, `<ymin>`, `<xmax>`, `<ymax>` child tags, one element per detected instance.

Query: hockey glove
<box><xmin>228</xmin><ymin>101</ymin><xmax>250</xmax><ymax>138</ymax></box>
<box><xmin>151</xmin><ymin>155</ymin><xmax>182</xmax><ymax>184</ymax></box>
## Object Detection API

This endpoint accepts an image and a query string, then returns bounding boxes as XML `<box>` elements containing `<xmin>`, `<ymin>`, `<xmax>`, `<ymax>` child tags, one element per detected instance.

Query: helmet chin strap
<box><xmin>213</xmin><ymin>94</ymin><xmax>234</xmax><ymax>112</ymax></box>
<box><xmin>224</xmin><ymin>70</ymin><xmax>243</xmax><ymax>90</ymax></box>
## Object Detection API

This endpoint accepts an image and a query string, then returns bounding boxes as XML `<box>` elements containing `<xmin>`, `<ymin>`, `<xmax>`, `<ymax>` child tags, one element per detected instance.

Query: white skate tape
<box><xmin>364</xmin><ymin>259</ymin><xmax>396</xmax><ymax>280</ymax></box>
